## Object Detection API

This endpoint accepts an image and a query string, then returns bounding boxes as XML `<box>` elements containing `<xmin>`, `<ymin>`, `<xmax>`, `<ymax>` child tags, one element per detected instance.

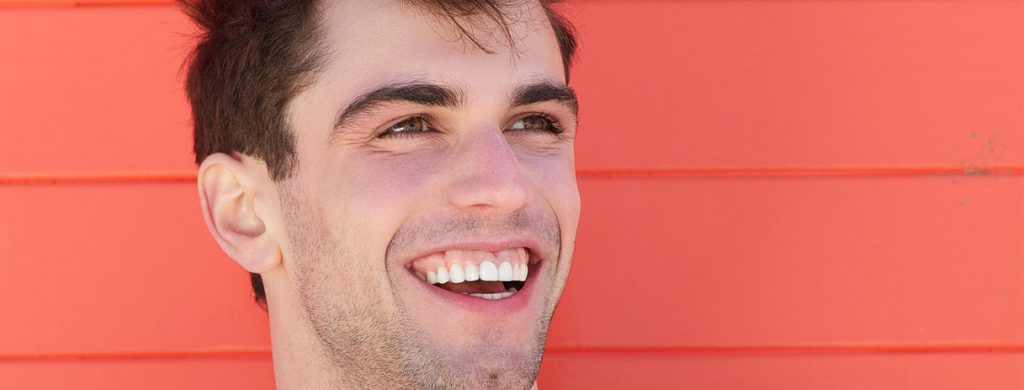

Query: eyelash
<box><xmin>509</xmin><ymin>113</ymin><xmax>564</xmax><ymax>134</ymax></box>
<box><xmin>376</xmin><ymin>113</ymin><xmax>564</xmax><ymax>139</ymax></box>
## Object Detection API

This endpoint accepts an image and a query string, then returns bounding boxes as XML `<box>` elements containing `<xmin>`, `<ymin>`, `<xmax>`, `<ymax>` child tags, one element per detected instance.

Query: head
<box><xmin>185</xmin><ymin>0</ymin><xmax>579</xmax><ymax>388</ymax></box>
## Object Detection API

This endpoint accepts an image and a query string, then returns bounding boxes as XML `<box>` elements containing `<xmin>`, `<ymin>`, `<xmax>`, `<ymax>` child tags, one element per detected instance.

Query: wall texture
<box><xmin>1</xmin><ymin>0</ymin><xmax>1022</xmax><ymax>388</ymax></box>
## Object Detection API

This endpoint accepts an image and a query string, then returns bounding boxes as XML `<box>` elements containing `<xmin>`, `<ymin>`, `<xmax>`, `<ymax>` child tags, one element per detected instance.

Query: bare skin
<box><xmin>197</xmin><ymin>1</ymin><xmax>578</xmax><ymax>388</ymax></box>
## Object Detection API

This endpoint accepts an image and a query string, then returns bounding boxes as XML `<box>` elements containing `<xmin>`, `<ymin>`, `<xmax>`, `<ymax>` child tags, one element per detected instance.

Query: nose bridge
<box><xmin>447</xmin><ymin>129</ymin><xmax>529</xmax><ymax>212</ymax></box>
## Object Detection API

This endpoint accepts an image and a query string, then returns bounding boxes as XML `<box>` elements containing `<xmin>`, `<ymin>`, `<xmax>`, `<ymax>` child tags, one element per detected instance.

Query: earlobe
<box><xmin>197</xmin><ymin>153</ymin><xmax>281</xmax><ymax>274</ymax></box>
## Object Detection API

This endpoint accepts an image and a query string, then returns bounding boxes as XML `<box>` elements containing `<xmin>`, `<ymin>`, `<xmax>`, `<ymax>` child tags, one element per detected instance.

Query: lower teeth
<box><xmin>467</xmin><ymin>288</ymin><xmax>518</xmax><ymax>300</ymax></box>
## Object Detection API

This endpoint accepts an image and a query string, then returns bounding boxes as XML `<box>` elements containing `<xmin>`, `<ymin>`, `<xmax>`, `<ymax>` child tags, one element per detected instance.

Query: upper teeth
<box><xmin>413</xmin><ymin>247</ymin><xmax>531</xmax><ymax>284</ymax></box>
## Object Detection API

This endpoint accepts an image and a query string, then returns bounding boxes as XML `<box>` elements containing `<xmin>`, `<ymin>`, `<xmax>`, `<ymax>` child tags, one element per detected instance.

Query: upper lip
<box><xmin>397</xmin><ymin>236</ymin><xmax>546</xmax><ymax>269</ymax></box>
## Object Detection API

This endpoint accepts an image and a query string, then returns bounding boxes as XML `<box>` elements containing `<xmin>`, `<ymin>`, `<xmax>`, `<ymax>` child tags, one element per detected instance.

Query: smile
<box><xmin>408</xmin><ymin>248</ymin><xmax>539</xmax><ymax>301</ymax></box>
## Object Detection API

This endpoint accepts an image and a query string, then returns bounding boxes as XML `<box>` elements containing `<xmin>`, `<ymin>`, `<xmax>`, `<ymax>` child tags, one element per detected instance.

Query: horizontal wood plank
<box><xmin>1</xmin><ymin>0</ymin><xmax>1019</xmax><ymax>173</ymax></box>
<box><xmin>0</xmin><ymin>359</ymin><xmax>274</xmax><ymax>390</ymax></box>
<box><xmin>538</xmin><ymin>352</ymin><xmax>1024</xmax><ymax>390</ymax></box>
<box><xmin>0</xmin><ymin>183</ymin><xmax>271</xmax><ymax>353</ymax></box>
<box><xmin>569</xmin><ymin>0</ymin><xmax>1023</xmax><ymax>169</ymax></box>
<box><xmin>0</xmin><ymin>6</ymin><xmax>194</xmax><ymax>172</ymax></box>
<box><xmin>554</xmin><ymin>176</ymin><xmax>1024</xmax><ymax>347</ymax></box>
<box><xmin>1</xmin><ymin>176</ymin><xmax>1020</xmax><ymax>353</ymax></box>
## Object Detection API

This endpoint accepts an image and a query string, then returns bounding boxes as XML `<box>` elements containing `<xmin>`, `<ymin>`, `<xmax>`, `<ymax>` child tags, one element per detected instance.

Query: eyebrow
<box><xmin>332</xmin><ymin>80</ymin><xmax>579</xmax><ymax>133</ymax></box>
<box><xmin>512</xmin><ymin>82</ymin><xmax>578</xmax><ymax>116</ymax></box>
<box><xmin>333</xmin><ymin>82</ymin><xmax>463</xmax><ymax>130</ymax></box>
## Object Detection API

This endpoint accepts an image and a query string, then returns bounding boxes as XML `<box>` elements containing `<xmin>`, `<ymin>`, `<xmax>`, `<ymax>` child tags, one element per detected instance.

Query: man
<box><xmin>182</xmin><ymin>0</ymin><xmax>580</xmax><ymax>388</ymax></box>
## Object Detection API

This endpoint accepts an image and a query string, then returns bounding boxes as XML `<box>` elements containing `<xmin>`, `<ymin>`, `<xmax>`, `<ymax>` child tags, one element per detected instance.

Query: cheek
<box><xmin>520</xmin><ymin>151</ymin><xmax>580</xmax><ymax>228</ymax></box>
<box><xmin>330</xmin><ymin>150</ymin><xmax>448</xmax><ymax>234</ymax></box>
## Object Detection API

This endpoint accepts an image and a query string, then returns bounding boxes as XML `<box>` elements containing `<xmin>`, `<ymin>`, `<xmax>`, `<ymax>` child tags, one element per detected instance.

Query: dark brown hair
<box><xmin>181</xmin><ymin>0</ymin><xmax>577</xmax><ymax>309</ymax></box>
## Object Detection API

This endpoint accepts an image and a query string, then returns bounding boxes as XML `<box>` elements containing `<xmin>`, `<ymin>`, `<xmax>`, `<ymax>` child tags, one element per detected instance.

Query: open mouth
<box><xmin>408</xmin><ymin>247</ymin><xmax>538</xmax><ymax>301</ymax></box>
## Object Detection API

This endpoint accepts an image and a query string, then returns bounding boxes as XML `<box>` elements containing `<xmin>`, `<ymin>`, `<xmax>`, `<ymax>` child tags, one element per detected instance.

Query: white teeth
<box><xmin>449</xmin><ymin>263</ymin><xmax>465</xmax><ymax>283</ymax></box>
<box><xmin>413</xmin><ymin>249</ymin><xmax>534</xmax><ymax>285</ymax></box>
<box><xmin>436</xmin><ymin>267</ymin><xmax>450</xmax><ymax>284</ymax></box>
<box><xmin>509</xmin><ymin>287</ymin><xmax>518</xmax><ymax>293</ymax></box>
<box><xmin>479</xmin><ymin>261</ymin><xmax>499</xmax><ymax>281</ymax></box>
<box><xmin>468</xmin><ymin>291</ymin><xmax>516</xmax><ymax>300</ymax></box>
<box><xmin>464</xmin><ymin>263</ymin><xmax>479</xmax><ymax>281</ymax></box>
<box><xmin>498</xmin><ymin>261</ymin><xmax>514</xmax><ymax>281</ymax></box>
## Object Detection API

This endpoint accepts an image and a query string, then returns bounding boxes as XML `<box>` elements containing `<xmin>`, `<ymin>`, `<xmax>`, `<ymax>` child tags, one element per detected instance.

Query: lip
<box><xmin>395</xmin><ymin>237</ymin><xmax>548</xmax><ymax>313</ymax></box>
<box><xmin>406</xmin><ymin>258</ymin><xmax>544</xmax><ymax>313</ymax></box>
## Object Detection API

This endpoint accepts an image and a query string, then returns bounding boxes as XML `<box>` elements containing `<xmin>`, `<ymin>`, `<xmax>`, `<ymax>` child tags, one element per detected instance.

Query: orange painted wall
<box><xmin>1</xmin><ymin>0</ymin><xmax>1022</xmax><ymax>388</ymax></box>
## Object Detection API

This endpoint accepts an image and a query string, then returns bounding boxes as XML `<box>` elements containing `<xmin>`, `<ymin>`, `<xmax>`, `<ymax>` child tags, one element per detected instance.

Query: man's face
<box><xmin>275</xmin><ymin>0</ymin><xmax>579</xmax><ymax>387</ymax></box>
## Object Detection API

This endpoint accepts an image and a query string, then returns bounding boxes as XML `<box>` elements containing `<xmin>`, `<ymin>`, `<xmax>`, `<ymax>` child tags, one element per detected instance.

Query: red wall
<box><xmin>2</xmin><ymin>0</ymin><xmax>1022</xmax><ymax>388</ymax></box>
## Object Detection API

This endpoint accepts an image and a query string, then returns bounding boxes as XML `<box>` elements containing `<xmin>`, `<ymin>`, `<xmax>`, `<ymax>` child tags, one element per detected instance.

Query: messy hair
<box><xmin>180</xmin><ymin>0</ymin><xmax>577</xmax><ymax>308</ymax></box>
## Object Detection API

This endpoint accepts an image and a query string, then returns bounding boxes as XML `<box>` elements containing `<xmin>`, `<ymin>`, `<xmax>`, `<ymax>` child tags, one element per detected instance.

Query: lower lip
<box><xmin>409</xmin><ymin>263</ymin><xmax>541</xmax><ymax>313</ymax></box>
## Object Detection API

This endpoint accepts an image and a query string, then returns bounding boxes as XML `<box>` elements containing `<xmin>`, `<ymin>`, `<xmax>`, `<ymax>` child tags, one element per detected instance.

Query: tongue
<box><xmin>439</xmin><ymin>281</ymin><xmax>507</xmax><ymax>294</ymax></box>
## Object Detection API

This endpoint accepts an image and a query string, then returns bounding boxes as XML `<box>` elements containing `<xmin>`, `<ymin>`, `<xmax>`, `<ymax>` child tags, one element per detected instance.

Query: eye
<box><xmin>378</xmin><ymin>116</ymin><xmax>431</xmax><ymax>138</ymax></box>
<box><xmin>507</xmin><ymin>114</ymin><xmax>562</xmax><ymax>134</ymax></box>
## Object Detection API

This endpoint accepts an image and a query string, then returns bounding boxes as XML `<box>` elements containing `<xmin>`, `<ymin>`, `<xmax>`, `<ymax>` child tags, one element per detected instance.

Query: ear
<box><xmin>197</xmin><ymin>153</ymin><xmax>281</xmax><ymax>274</ymax></box>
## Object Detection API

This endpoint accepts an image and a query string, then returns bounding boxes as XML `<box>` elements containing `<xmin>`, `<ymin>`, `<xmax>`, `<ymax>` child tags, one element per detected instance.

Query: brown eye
<box><xmin>380</xmin><ymin>116</ymin><xmax>430</xmax><ymax>138</ymax></box>
<box><xmin>507</xmin><ymin>114</ymin><xmax>562</xmax><ymax>134</ymax></box>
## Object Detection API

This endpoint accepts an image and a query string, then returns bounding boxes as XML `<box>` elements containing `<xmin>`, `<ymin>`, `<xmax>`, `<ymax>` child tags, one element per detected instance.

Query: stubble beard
<box><xmin>280</xmin><ymin>190</ymin><xmax>560</xmax><ymax>389</ymax></box>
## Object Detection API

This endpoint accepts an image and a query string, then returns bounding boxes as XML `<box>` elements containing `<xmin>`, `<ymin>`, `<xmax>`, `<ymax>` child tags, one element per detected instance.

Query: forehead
<box><xmin>316</xmin><ymin>0</ymin><xmax>565</xmax><ymax>96</ymax></box>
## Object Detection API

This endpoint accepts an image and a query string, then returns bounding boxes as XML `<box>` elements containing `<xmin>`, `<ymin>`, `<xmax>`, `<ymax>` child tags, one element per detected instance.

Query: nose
<box><xmin>446</xmin><ymin>129</ymin><xmax>530</xmax><ymax>213</ymax></box>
